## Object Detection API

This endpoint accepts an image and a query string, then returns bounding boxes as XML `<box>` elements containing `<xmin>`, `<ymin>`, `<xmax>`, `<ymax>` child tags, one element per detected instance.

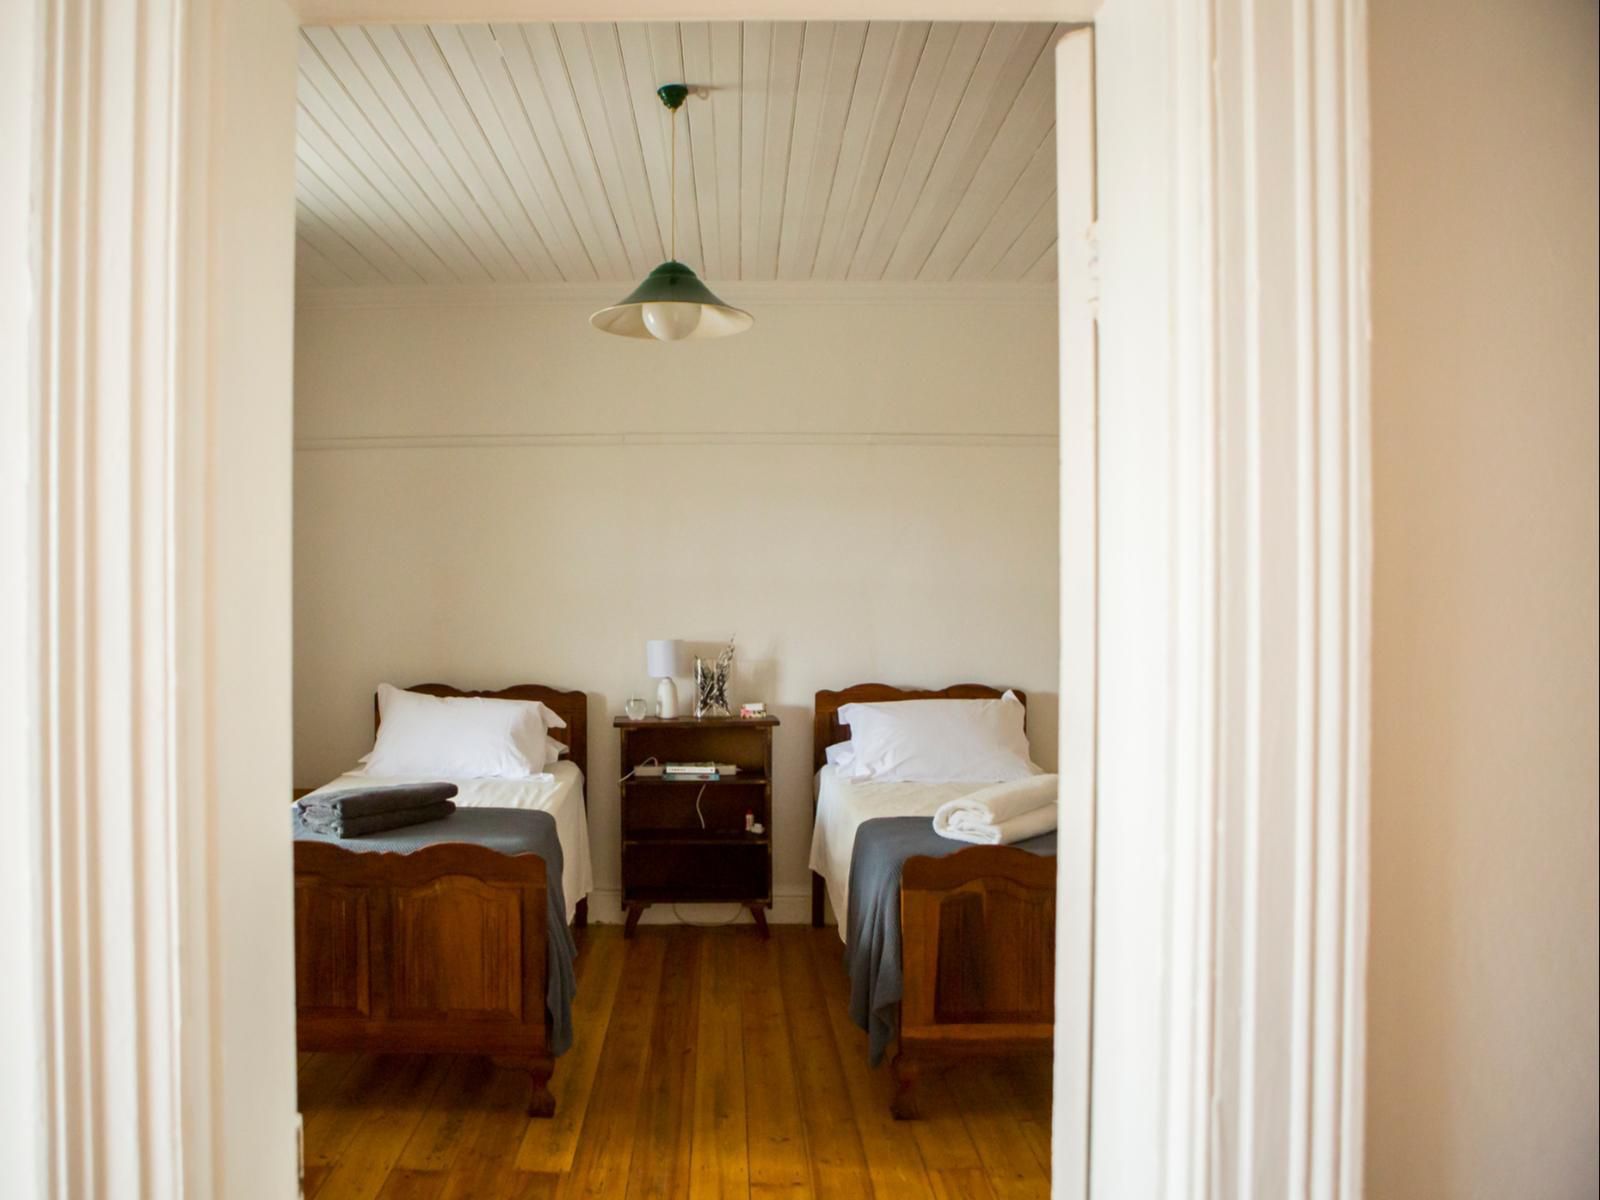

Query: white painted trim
<box><xmin>1088</xmin><ymin>0</ymin><xmax>1371</xmax><ymax>1196</ymax></box>
<box><xmin>295</xmin><ymin>280</ymin><xmax>1059</xmax><ymax>310</ymax></box>
<box><xmin>582</xmin><ymin>888</ymin><xmax>813</xmax><ymax>927</ymax></box>
<box><xmin>0</xmin><ymin>0</ymin><xmax>47</xmax><ymax>1195</ymax></box>
<box><xmin>1052</xmin><ymin>26</ymin><xmax>1098</xmax><ymax>1200</ymax></box>
<box><xmin>294</xmin><ymin>430</ymin><xmax>1058</xmax><ymax>452</ymax></box>
<box><xmin>181</xmin><ymin>5</ymin><xmax>302</xmax><ymax>1195</ymax></box>
<box><xmin>19</xmin><ymin>1</ymin><xmax>199</xmax><ymax>1193</ymax></box>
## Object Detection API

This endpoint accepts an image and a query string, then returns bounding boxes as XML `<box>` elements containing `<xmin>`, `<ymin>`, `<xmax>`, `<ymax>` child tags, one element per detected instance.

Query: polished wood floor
<box><xmin>299</xmin><ymin>925</ymin><xmax>1052</xmax><ymax>1200</ymax></box>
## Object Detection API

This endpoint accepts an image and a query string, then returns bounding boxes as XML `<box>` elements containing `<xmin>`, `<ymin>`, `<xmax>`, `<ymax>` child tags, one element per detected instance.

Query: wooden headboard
<box><xmin>376</xmin><ymin>683</ymin><xmax>589</xmax><ymax>780</ymax></box>
<box><xmin>812</xmin><ymin>683</ymin><xmax>1026</xmax><ymax>773</ymax></box>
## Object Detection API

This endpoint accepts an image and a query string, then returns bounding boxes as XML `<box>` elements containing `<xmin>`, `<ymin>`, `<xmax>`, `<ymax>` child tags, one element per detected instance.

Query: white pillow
<box><xmin>837</xmin><ymin>691</ymin><xmax>1036</xmax><ymax>783</ymax></box>
<box><xmin>360</xmin><ymin>684</ymin><xmax>562</xmax><ymax>779</ymax></box>
<box><xmin>544</xmin><ymin>735</ymin><xmax>569</xmax><ymax>765</ymax></box>
<box><xmin>825</xmin><ymin>740</ymin><xmax>856</xmax><ymax>769</ymax></box>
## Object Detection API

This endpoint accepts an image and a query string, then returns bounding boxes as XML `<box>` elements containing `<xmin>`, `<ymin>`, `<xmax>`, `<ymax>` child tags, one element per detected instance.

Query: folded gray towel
<box><xmin>297</xmin><ymin>781</ymin><xmax>459</xmax><ymax>821</ymax></box>
<box><xmin>297</xmin><ymin>799</ymin><xmax>456</xmax><ymax>839</ymax></box>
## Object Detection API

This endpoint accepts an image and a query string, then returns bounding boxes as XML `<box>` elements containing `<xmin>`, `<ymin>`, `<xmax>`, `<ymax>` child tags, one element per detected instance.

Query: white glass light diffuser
<box><xmin>642</xmin><ymin>301</ymin><xmax>702</xmax><ymax>341</ymax></box>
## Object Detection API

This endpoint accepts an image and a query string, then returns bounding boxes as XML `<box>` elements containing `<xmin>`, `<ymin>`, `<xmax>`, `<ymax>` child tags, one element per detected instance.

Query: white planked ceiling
<box><xmin>294</xmin><ymin>21</ymin><xmax>1064</xmax><ymax>288</ymax></box>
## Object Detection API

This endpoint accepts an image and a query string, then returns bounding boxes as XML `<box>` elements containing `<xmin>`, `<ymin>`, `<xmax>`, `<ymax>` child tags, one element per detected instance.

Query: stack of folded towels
<box><xmin>296</xmin><ymin>782</ymin><xmax>459</xmax><ymax>839</ymax></box>
<box><xmin>933</xmin><ymin>774</ymin><xmax>1058</xmax><ymax>845</ymax></box>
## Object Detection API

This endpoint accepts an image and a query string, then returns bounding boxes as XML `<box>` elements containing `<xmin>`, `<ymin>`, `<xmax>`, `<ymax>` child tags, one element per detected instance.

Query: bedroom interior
<box><xmin>291</xmin><ymin>18</ymin><xmax>1068</xmax><ymax>1198</ymax></box>
<box><xmin>17</xmin><ymin>0</ymin><xmax>1599</xmax><ymax>1196</ymax></box>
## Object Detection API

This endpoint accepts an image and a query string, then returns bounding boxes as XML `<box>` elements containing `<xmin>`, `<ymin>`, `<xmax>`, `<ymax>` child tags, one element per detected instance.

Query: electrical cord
<box><xmin>671</xmin><ymin>903</ymin><xmax>745</xmax><ymax>928</ymax></box>
<box><xmin>674</xmin><ymin>783</ymin><xmax>744</xmax><ymax>926</ymax></box>
<box><xmin>618</xmin><ymin>755</ymin><xmax>661</xmax><ymax>784</ymax></box>
<box><xmin>623</xmin><ymin>764</ymin><xmax>748</xmax><ymax>928</ymax></box>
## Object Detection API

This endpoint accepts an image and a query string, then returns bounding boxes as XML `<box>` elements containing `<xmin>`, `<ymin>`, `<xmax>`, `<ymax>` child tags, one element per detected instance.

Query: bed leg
<box><xmin>573</xmin><ymin>897</ymin><xmax>588</xmax><ymax>931</ymax></box>
<box><xmin>811</xmin><ymin>872</ymin><xmax>825</xmax><ymax>928</ymax></box>
<box><xmin>526</xmin><ymin>1065</ymin><xmax>556</xmax><ymax>1118</ymax></box>
<box><xmin>890</xmin><ymin>1052</ymin><xmax>921</xmax><ymax>1120</ymax></box>
<box><xmin>495</xmin><ymin>1056</ymin><xmax>556</xmax><ymax>1118</ymax></box>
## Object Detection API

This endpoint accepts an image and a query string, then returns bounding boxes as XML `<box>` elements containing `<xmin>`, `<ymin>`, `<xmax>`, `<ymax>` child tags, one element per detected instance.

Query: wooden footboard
<box><xmin>294</xmin><ymin>841</ymin><xmax>555</xmax><ymax>1117</ymax></box>
<box><xmin>893</xmin><ymin>845</ymin><xmax>1056</xmax><ymax>1118</ymax></box>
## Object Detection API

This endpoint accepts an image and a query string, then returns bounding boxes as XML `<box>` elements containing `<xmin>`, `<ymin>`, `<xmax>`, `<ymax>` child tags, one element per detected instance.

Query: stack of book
<box><xmin>664</xmin><ymin>762</ymin><xmax>720</xmax><ymax>781</ymax></box>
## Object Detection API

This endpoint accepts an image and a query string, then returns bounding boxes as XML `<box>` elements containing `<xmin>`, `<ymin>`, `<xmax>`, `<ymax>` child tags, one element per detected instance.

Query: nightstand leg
<box><xmin>623</xmin><ymin>902</ymin><xmax>645</xmax><ymax>939</ymax></box>
<box><xmin>748</xmin><ymin>902</ymin><xmax>770</xmax><ymax>939</ymax></box>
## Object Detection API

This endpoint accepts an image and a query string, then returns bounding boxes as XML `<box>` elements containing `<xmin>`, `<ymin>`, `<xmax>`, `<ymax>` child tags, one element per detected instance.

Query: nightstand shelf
<box><xmin>622</xmin><ymin>774</ymin><xmax>769</xmax><ymax>786</ymax></box>
<box><xmin>623</xmin><ymin>829</ymin><xmax>771</xmax><ymax>845</ymax></box>
<box><xmin>614</xmin><ymin>714</ymin><xmax>777</xmax><ymax>937</ymax></box>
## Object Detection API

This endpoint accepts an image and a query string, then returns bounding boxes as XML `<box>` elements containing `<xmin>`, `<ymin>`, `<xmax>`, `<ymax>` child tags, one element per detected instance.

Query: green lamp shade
<box><xmin>590</xmin><ymin>260</ymin><xmax>754</xmax><ymax>341</ymax></box>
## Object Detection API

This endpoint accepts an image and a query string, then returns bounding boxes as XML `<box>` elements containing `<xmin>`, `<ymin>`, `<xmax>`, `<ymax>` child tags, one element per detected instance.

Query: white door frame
<box><xmin>4</xmin><ymin>1</ymin><xmax>1370</xmax><ymax>1197</ymax></box>
<box><xmin>1053</xmin><ymin>26</ymin><xmax>1098</xmax><ymax>1200</ymax></box>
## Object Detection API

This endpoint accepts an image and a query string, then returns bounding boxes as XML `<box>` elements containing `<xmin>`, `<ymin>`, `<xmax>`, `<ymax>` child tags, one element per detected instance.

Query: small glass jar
<box><xmin>624</xmin><ymin>697</ymin><xmax>649</xmax><ymax>721</ymax></box>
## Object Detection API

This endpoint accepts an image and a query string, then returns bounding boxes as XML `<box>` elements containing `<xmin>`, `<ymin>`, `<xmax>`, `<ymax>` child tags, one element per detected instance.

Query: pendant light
<box><xmin>590</xmin><ymin>85</ymin><xmax>753</xmax><ymax>341</ymax></box>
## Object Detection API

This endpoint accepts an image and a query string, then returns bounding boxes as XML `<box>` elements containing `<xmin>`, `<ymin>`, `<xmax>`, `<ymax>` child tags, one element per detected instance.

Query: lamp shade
<box><xmin>591</xmin><ymin>262</ymin><xmax>754</xmax><ymax>341</ymax></box>
<box><xmin>646</xmin><ymin>639</ymin><xmax>684</xmax><ymax>678</ymax></box>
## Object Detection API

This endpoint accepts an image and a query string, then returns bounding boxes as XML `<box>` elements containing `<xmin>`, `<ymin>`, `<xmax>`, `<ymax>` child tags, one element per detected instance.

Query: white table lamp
<box><xmin>646</xmin><ymin>639</ymin><xmax>684</xmax><ymax>719</ymax></box>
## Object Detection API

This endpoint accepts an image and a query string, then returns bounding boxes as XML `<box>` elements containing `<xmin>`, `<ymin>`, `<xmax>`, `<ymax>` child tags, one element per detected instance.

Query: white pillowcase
<box><xmin>825</xmin><ymin>741</ymin><xmax>856</xmax><ymax>769</ymax></box>
<box><xmin>360</xmin><ymin>683</ymin><xmax>565</xmax><ymax>779</ymax></box>
<box><xmin>837</xmin><ymin>691</ymin><xmax>1036</xmax><ymax>784</ymax></box>
<box><xmin>544</xmin><ymin>735</ymin><xmax>569</xmax><ymax>766</ymax></box>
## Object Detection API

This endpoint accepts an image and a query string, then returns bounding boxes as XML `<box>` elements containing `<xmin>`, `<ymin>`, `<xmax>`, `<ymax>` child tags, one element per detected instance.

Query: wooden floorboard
<box><xmin>803</xmin><ymin>928</ymin><xmax>932</xmax><ymax>1200</ymax></box>
<box><xmin>737</xmin><ymin>934</ymin><xmax>811</xmax><ymax>1200</ymax></box>
<box><xmin>558</xmin><ymin>933</ymin><xmax>667</xmax><ymax>1199</ymax></box>
<box><xmin>299</xmin><ymin>927</ymin><xmax>1052</xmax><ymax>1199</ymax></box>
<box><xmin>624</xmin><ymin>928</ymin><xmax>701</xmax><ymax>1199</ymax></box>
<box><xmin>516</xmin><ymin>929</ymin><xmax>627</xmax><ymax>1175</ymax></box>
<box><xmin>314</xmin><ymin>1054</ymin><xmax>452</xmax><ymax>1200</ymax></box>
<box><xmin>687</xmin><ymin>930</ymin><xmax>749</xmax><ymax>1199</ymax></box>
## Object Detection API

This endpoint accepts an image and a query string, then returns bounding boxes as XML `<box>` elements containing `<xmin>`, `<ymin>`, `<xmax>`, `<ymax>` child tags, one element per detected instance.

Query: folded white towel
<box><xmin>933</xmin><ymin>774</ymin><xmax>1059</xmax><ymax>845</ymax></box>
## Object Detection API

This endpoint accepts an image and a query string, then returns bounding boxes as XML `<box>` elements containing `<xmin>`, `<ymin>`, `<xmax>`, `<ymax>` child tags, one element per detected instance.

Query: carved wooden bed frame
<box><xmin>293</xmin><ymin>683</ymin><xmax>588</xmax><ymax>1117</ymax></box>
<box><xmin>812</xmin><ymin>683</ymin><xmax>1056</xmax><ymax>1119</ymax></box>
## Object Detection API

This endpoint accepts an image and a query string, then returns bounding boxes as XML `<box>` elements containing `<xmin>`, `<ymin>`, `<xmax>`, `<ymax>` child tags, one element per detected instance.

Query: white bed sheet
<box><xmin>808</xmin><ymin>763</ymin><xmax>991</xmax><ymax>943</ymax></box>
<box><xmin>302</xmin><ymin>761</ymin><xmax>594</xmax><ymax>923</ymax></box>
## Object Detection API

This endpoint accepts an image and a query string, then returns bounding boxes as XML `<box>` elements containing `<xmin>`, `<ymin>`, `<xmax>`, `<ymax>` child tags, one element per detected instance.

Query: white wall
<box><xmin>1368</xmin><ymin>1</ymin><xmax>1599</xmax><ymax>1195</ymax></box>
<box><xmin>292</xmin><ymin>286</ymin><xmax>1059</xmax><ymax>920</ymax></box>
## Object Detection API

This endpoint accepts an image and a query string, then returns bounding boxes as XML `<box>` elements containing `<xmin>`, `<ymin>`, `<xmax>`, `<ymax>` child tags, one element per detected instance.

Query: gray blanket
<box><xmin>297</xmin><ymin>800</ymin><xmax>457</xmax><ymax>839</ymax></box>
<box><xmin>291</xmin><ymin>806</ymin><xmax>577</xmax><ymax>1055</ymax></box>
<box><xmin>845</xmin><ymin>817</ymin><xmax>1056</xmax><ymax>1066</ymax></box>
<box><xmin>297</xmin><ymin>782</ymin><xmax>461</xmax><ymax>838</ymax></box>
<box><xmin>297</xmin><ymin>781</ymin><xmax>459</xmax><ymax>819</ymax></box>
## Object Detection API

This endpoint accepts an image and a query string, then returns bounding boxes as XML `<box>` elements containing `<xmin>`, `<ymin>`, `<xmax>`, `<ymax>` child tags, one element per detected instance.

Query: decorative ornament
<box><xmin>694</xmin><ymin>638</ymin><xmax>736</xmax><ymax>718</ymax></box>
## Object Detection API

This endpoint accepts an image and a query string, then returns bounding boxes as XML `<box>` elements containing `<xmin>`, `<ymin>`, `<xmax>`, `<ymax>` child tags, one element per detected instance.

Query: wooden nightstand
<box><xmin>614</xmin><ymin>714</ymin><xmax>778</xmax><ymax>938</ymax></box>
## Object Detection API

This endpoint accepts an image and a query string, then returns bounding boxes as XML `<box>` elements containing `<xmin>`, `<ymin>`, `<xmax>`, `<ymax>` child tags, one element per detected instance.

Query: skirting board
<box><xmin>583</xmin><ymin>887</ymin><xmax>814</xmax><ymax>927</ymax></box>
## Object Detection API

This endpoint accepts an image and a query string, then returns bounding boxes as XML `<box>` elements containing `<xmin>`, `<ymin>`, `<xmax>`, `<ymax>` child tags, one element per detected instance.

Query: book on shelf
<box><xmin>663</xmin><ymin>762</ymin><xmax>720</xmax><ymax>780</ymax></box>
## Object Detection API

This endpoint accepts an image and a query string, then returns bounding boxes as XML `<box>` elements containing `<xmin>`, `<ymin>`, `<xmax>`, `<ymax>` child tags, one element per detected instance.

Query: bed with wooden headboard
<box><xmin>293</xmin><ymin>682</ymin><xmax>587</xmax><ymax>1118</ymax></box>
<box><xmin>813</xmin><ymin>683</ymin><xmax>1056</xmax><ymax>1119</ymax></box>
